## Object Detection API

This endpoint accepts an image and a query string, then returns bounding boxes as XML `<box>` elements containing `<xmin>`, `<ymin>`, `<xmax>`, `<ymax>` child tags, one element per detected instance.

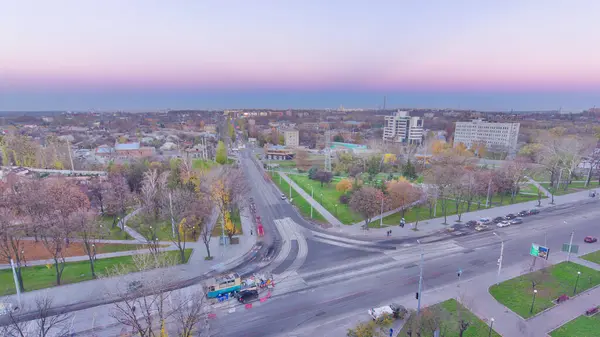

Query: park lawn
<box><xmin>288</xmin><ymin>174</ymin><xmax>362</xmax><ymax>224</ymax></box>
<box><xmin>128</xmin><ymin>215</ymin><xmax>196</xmax><ymax>242</ymax></box>
<box><xmin>541</xmin><ymin>181</ymin><xmax>600</xmax><ymax>196</ymax></box>
<box><xmin>489</xmin><ymin>261</ymin><xmax>600</xmax><ymax>318</ymax></box>
<box><xmin>96</xmin><ymin>243</ymin><xmax>153</xmax><ymax>254</ymax></box>
<box><xmin>581</xmin><ymin>250</ymin><xmax>600</xmax><ymax>265</ymax></box>
<box><xmin>397</xmin><ymin>299</ymin><xmax>500</xmax><ymax>337</ymax></box>
<box><xmin>192</xmin><ymin>158</ymin><xmax>217</xmax><ymax>170</ymax></box>
<box><xmin>99</xmin><ymin>215</ymin><xmax>132</xmax><ymax>240</ymax></box>
<box><xmin>271</xmin><ymin>173</ymin><xmax>326</xmax><ymax>222</ymax></box>
<box><xmin>0</xmin><ymin>249</ymin><xmax>192</xmax><ymax>296</ymax></box>
<box><xmin>211</xmin><ymin>207</ymin><xmax>244</xmax><ymax>237</ymax></box>
<box><xmin>549</xmin><ymin>314</ymin><xmax>600</xmax><ymax>337</ymax></box>
<box><xmin>265</xmin><ymin>160</ymin><xmax>297</xmax><ymax>168</ymax></box>
<box><xmin>373</xmin><ymin>199</ymin><xmax>473</xmax><ymax>227</ymax></box>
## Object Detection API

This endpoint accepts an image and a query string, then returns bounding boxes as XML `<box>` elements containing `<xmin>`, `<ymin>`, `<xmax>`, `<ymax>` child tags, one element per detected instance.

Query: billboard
<box><xmin>530</xmin><ymin>243</ymin><xmax>550</xmax><ymax>260</ymax></box>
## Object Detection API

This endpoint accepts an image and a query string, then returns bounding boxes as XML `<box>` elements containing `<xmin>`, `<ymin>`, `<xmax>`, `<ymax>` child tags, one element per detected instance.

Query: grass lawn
<box><xmin>0</xmin><ymin>249</ymin><xmax>192</xmax><ymax>296</ymax></box>
<box><xmin>550</xmin><ymin>314</ymin><xmax>600</xmax><ymax>337</ymax></box>
<box><xmin>371</xmin><ymin>199</ymin><xmax>472</xmax><ymax>227</ymax></box>
<box><xmin>581</xmin><ymin>250</ymin><xmax>600</xmax><ymax>265</ymax></box>
<box><xmin>489</xmin><ymin>262</ymin><xmax>600</xmax><ymax>318</ymax></box>
<box><xmin>211</xmin><ymin>207</ymin><xmax>244</xmax><ymax>237</ymax></box>
<box><xmin>397</xmin><ymin>299</ymin><xmax>500</xmax><ymax>337</ymax></box>
<box><xmin>99</xmin><ymin>215</ymin><xmax>132</xmax><ymax>240</ymax></box>
<box><xmin>271</xmin><ymin>173</ymin><xmax>326</xmax><ymax>222</ymax></box>
<box><xmin>542</xmin><ymin>181</ymin><xmax>600</xmax><ymax>196</ymax></box>
<box><xmin>192</xmin><ymin>158</ymin><xmax>217</xmax><ymax>170</ymax></box>
<box><xmin>128</xmin><ymin>215</ymin><xmax>196</xmax><ymax>241</ymax></box>
<box><xmin>288</xmin><ymin>174</ymin><xmax>362</xmax><ymax>224</ymax></box>
<box><xmin>265</xmin><ymin>160</ymin><xmax>297</xmax><ymax>168</ymax></box>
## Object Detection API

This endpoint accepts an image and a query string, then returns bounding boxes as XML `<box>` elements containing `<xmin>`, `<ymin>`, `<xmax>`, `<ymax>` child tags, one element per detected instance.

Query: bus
<box><xmin>206</xmin><ymin>273</ymin><xmax>242</xmax><ymax>298</ymax></box>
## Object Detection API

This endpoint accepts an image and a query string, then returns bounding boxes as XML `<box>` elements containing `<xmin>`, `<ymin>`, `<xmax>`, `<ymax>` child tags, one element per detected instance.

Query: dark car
<box><xmin>236</xmin><ymin>290</ymin><xmax>259</xmax><ymax>303</ymax></box>
<box><xmin>128</xmin><ymin>280</ymin><xmax>143</xmax><ymax>293</ymax></box>
<box><xmin>529</xmin><ymin>209</ymin><xmax>540</xmax><ymax>215</ymax></box>
<box><xmin>584</xmin><ymin>236</ymin><xmax>598</xmax><ymax>243</ymax></box>
<box><xmin>505</xmin><ymin>214</ymin><xmax>516</xmax><ymax>220</ymax></box>
<box><xmin>518</xmin><ymin>210</ymin><xmax>530</xmax><ymax>217</ymax></box>
<box><xmin>493</xmin><ymin>216</ymin><xmax>505</xmax><ymax>224</ymax></box>
<box><xmin>466</xmin><ymin>220</ymin><xmax>478</xmax><ymax>227</ymax></box>
<box><xmin>509</xmin><ymin>217</ymin><xmax>523</xmax><ymax>225</ymax></box>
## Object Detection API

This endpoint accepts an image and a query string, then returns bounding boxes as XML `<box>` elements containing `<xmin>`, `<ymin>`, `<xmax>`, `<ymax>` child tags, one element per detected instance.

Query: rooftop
<box><xmin>115</xmin><ymin>142</ymin><xmax>140</xmax><ymax>151</ymax></box>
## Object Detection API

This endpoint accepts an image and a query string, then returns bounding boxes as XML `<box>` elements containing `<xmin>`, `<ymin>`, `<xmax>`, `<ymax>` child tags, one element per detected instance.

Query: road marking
<box><xmin>309</xmin><ymin>236</ymin><xmax>385</xmax><ymax>253</ymax></box>
<box><xmin>311</xmin><ymin>231</ymin><xmax>381</xmax><ymax>246</ymax></box>
<box><xmin>299</xmin><ymin>255</ymin><xmax>390</xmax><ymax>279</ymax></box>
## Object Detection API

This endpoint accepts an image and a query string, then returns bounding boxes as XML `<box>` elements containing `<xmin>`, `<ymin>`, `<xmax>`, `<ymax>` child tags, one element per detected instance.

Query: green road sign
<box><xmin>562</xmin><ymin>243</ymin><xmax>579</xmax><ymax>254</ymax></box>
<box><xmin>530</xmin><ymin>244</ymin><xmax>539</xmax><ymax>257</ymax></box>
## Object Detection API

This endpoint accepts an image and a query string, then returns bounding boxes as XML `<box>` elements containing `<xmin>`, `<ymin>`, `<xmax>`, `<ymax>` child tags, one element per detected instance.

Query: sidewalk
<box><xmin>526</xmin><ymin>175</ymin><xmax>551</xmax><ymax>197</ymax></box>
<box><xmin>280</xmin><ymin>169</ymin><xmax>599</xmax><ymax>240</ymax></box>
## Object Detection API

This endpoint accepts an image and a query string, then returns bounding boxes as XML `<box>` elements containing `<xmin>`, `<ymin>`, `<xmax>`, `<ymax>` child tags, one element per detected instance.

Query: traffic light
<box><xmin>415</xmin><ymin>292</ymin><xmax>419</xmax><ymax>300</ymax></box>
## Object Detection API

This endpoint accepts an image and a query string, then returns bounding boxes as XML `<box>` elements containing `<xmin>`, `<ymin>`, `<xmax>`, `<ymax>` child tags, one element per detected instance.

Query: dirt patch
<box><xmin>0</xmin><ymin>241</ymin><xmax>142</xmax><ymax>263</ymax></box>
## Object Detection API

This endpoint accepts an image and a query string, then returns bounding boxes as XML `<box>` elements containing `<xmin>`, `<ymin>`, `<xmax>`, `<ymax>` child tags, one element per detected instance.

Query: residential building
<box><xmin>264</xmin><ymin>145</ymin><xmax>294</xmax><ymax>160</ymax></box>
<box><xmin>453</xmin><ymin>119</ymin><xmax>520</xmax><ymax>151</ymax></box>
<box><xmin>282</xmin><ymin>129</ymin><xmax>299</xmax><ymax>148</ymax></box>
<box><xmin>382</xmin><ymin>111</ymin><xmax>424</xmax><ymax>144</ymax></box>
<box><xmin>114</xmin><ymin>142</ymin><xmax>155</xmax><ymax>158</ymax></box>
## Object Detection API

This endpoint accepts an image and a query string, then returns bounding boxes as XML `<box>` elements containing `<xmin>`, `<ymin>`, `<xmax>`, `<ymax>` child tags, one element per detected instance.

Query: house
<box><xmin>114</xmin><ymin>142</ymin><xmax>155</xmax><ymax>158</ymax></box>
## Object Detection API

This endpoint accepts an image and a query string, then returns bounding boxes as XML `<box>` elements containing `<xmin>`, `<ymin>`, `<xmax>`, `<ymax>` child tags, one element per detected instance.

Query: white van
<box><xmin>368</xmin><ymin>303</ymin><xmax>407</xmax><ymax>321</ymax></box>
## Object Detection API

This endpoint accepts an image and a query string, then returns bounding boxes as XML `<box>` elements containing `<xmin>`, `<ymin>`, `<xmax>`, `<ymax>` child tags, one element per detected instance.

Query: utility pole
<box><xmin>493</xmin><ymin>232</ymin><xmax>504</xmax><ymax>285</ymax></box>
<box><xmin>379</xmin><ymin>196</ymin><xmax>384</xmax><ymax>228</ymax></box>
<box><xmin>67</xmin><ymin>140</ymin><xmax>75</xmax><ymax>172</ymax></box>
<box><xmin>567</xmin><ymin>230</ymin><xmax>574</xmax><ymax>262</ymax></box>
<box><xmin>311</xmin><ymin>186</ymin><xmax>314</xmax><ymax>219</ymax></box>
<box><xmin>485</xmin><ymin>175</ymin><xmax>492</xmax><ymax>208</ymax></box>
<box><xmin>10</xmin><ymin>259</ymin><xmax>21</xmax><ymax>307</ymax></box>
<box><xmin>289</xmin><ymin>181</ymin><xmax>292</xmax><ymax>199</ymax></box>
<box><xmin>417</xmin><ymin>240</ymin><xmax>424</xmax><ymax>315</ymax></box>
<box><xmin>169</xmin><ymin>192</ymin><xmax>176</xmax><ymax>238</ymax></box>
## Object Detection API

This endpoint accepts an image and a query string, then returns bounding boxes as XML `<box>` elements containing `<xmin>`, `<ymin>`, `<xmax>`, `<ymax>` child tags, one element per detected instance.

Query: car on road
<box><xmin>475</xmin><ymin>225</ymin><xmax>488</xmax><ymax>231</ymax></box>
<box><xmin>493</xmin><ymin>216</ymin><xmax>505</xmax><ymax>224</ymax></box>
<box><xmin>236</xmin><ymin>289</ymin><xmax>259</xmax><ymax>303</ymax></box>
<box><xmin>529</xmin><ymin>209</ymin><xmax>540</xmax><ymax>215</ymax></box>
<box><xmin>496</xmin><ymin>221</ymin><xmax>510</xmax><ymax>228</ymax></box>
<box><xmin>281</xmin><ymin>194</ymin><xmax>286</xmax><ymax>200</ymax></box>
<box><xmin>518</xmin><ymin>210</ymin><xmax>530</xmax><ymax>217</ymax></box>
<box><xmin>584</xmin><ymin>236</ymin><xmax>598</xmax><ymax>243</ymax></box>
<box><xmin>509</xmin><ymin>217</ymin><xmax>523</xmax><ymax>225</ymax></box>
<box><xmin>505</xmin><ymin>213</ymin><xmax>516</xmax><ymax>220</ymax></box>
<box><xmin>368</xmin><ymin>303</ymin><xmax>407</xmax><ymax>321</ymax></box>
<box><xmin>465</xmin><ymin>220</ymin><xmax>478</xmax><ymax>227</ymax></box>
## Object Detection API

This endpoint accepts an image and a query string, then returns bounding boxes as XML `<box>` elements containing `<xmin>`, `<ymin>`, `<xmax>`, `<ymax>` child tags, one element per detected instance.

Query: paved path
<box><xmin>526</xmin><ymin>175</ymin><xmax>551</xmax><ymax>197</ymax></box>
<box><xmin>120</xmin><ymin>207</ymin><xmax>146</xmax><ymax>242</ymax></box>
<box><xmin>279</xmin><ymin>172</ymin><xmax>343</xmax><ymax>227</ymax></box>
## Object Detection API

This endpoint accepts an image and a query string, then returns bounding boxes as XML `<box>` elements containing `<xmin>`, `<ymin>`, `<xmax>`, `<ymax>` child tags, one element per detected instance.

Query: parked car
<box><xmin>368</xmin><ymin>303</ymin><xmax>407</xmax><ymax>321</ymax></box>
<box><xmin>475</xmin><ymin>225</ymin><xmax>488</xmax><ymax>231</ymax></box>
<box><xmin>493</xmin><ymin>216</ymin><xmax>505</xmax><ymax>224</ymax></box>
<box><xmin>584</xmin><ymin>236</ymin><xmax>598</xmax><ymax>243</ymax></box>
<box><xmin>479</xmin><ymin>218</ymin><xmax>492</xmax><ymax>225</ymax></box>
<box><xmin>518</xmin><ymin>210</ymin><xmax>530</xmax><ymax>217</ymax></box>
<box><xmin>128</xmin><ymin>280</ymin><xmax>143</xmax><ymax>293</ymax></box>
<box><xmin>510</xmin><ymin>217</ymin><xmax>523</xmax><ymax>225</ymax></box>
<box><xmin>281</xmin><ymin>194</ymin><xmax>286</xmax><ymax>200</ymax></box>
<box><xmin>465</xmin><ymin>220</ymin><xmax>478</xmax><ymax>227</ymax></box>
<box><xmin>529</xmin><ymin>209</ymin><xmax>540</xmax><ymax>215</ymax></box>
<box><xmin>497</xmin><ymin>221</ymin><xmax>511</xmax><ymax>228</ymax></box>
<box><xmin>505</xmin><ymin>213</ymin><xmax>516</xmax><ymax>220</ymax></box>
<box><xmin>236</xmin><ymin>290</ymin><xmax>259</xmax><ymax>303</ymax></box>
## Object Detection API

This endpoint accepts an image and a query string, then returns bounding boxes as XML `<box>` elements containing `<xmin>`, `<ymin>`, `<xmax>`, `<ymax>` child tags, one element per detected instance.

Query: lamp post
<box><xmin>488</xmin><ymin>318</ymin><xmax>495</xmax><ymax>337</ymax></box>
<box><xmin>416</xmin><ymin>240</ymin><xmax>424</xmax><ymax>316</ymax></box>
<box><xmin>530</xmin><ymin>289</ymin><xmax>538</xmax><ymax>314</ymax></box>
<box><xmin>320</xmin><ymin>193</ymin><xmax>323</xmax><ymax>204</ymax></box>
<box><xmin>311</xmin><ymin>186</ymin><xmax>314</xmax><ymax>219</ymax></box>
<box><xmin>493</xmin><ymin>232</ymin><xmax>504</xmax><ymax>285</ymax></box>
<box><xmin>379</xmin><ymin>196</ymin><xmax>384</xmax><ymax>228</ymax></box>
<box><xmin>335</xmin><ymin>204</ymin><xmax>338</xmax><ymax>217</ymax></box>
<box><xmin>573</xmin><ymin>271</ymin><xmax>581</xmax><ymax>295</ymax></box>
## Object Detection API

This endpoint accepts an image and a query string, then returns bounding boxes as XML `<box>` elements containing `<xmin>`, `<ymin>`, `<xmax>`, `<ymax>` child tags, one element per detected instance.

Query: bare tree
<box><xmin>88</xmin><ymin>177</ymin><xmax>108</xmax><ymax>214</ymax></box>
<box><xmin>164</xmin><ymin>188</ymin><xmax>197</xmax><ymax>263</ymax></box>
<box><xmin>294</xmin><ymin>149</ymin><xmax>310</xmax><ymax>170</ymax></box>
<box><xmin>0</xmin><ymin>208</ymin><xmax>26</xmax><ymax>293</ymax></box>
<box><xmin>502</xmin><ymin>157</ymin><xmax>530</xmax><ymax>203</ymax></box>
<box><xmin>105</xmin><ymin>173</ymin><xmax>131</xmax><ymax>228</ymax></box>
<box><xmin>387</xmin><ymin>180</ymin><xmax>419</xmax><ymax>218</ymax></box>
<box><xmin>1</xmin><ymin>296</ymin><xmax>73</xmax><ymax>337</ymax></box>
<box><xmin>72</xmin><ymin>211</ymin><xmax>105</xmax><ymax>278</ymax></box>
<box><xmin>141</xmin><ymin>169</ymin><xmax>169</xmax><ymax>221</ymax></box>
<box><xmin>349</xmin><ymin>186</ymin><xmax>383</xmax><ymax>229</ymax></box>
<box><xmin>426</xmin><ymin>153</ymin><xmax>467</xmax><ymax>224</ymax></box>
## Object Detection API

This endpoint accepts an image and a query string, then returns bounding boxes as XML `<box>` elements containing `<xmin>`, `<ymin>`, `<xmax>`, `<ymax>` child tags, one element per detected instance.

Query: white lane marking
<box><xmin>299</xmin><ymin>255</ymin><xmax>390</xmax><ymax>279</ymax></box>
<box><xmin>311</xmin><ymin>231</ymin><xmax>382</xmax><ymax>246</ymax></box>
<box><xmin>309</xmin><ymin>236</ymin><xmax>385</xmax><ymax>253</ymax></box>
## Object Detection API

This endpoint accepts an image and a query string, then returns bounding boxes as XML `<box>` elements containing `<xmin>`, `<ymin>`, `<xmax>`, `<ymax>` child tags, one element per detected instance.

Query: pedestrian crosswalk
<box><xmin>272</xmin><ymin>218</ymin><xmax>308</xmax><ymax>278</ymax></box>
<box><xmin>308</xmin><ymin>231</ymin><xmax>394</xmax><ymax>253</ymax></box>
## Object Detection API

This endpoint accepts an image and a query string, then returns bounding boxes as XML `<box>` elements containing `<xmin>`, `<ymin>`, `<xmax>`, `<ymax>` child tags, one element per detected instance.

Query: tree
<box><xmin>387</xmin><ymin>180</ymin><xmax>419</xmax><ymax>218</ymax></box>
<box><xmin>88</xmin><ymin>177</ymin><xmax>108</xmax><ymax>214</ymax></box>
<box><xmin>228</xmin><ymin>121</ymin><xmax>235</xmax><ymax>142</ymax></box>
<box><xmin>315</xmin><ymin>170</ymin><xmax>333</xmax><ymax>187</ymax></box>
<box><xmin>141</xmin><ymin>168</ymin><xmax>169</xmax><ymax>221</ymax></box>
<box><xmin>0</xmin><ymin>208</ymin><xmax>26</xmax><ymax>292</ymax></box>
<box><xmin>124</xmin><ymin>159</ymin><xmax>149</xmax><ymax>193</ymax></box>
<box><xmin>215</xmin><ymin>140</ymin><xmax>227</xmax><ymax>165</ymax></box>
<box><xmin>308</xmin><ymin>167</ymin><xmax>319</xmax><ymax>180</ymax></box>
<box><xmin>346</xmin><ymin>319</ymin><xmax>390</xmax><ymax>337</ymax></box>
<box><xmin>333</xmin><ymin>134</ymin><xmax>344</xmax><ymax>142</ymax></box>
<box><xmin>168</xmin><ymin>158</ymin><xmax>183</xmax><ymax>189</ymax></box>
<box><xmin>336</xmin><ymin>179</ymin><xmax>353</xmax><ymax>194</ymax></box>
<box><xmin>426</xmin><ymin>153</ymin><xmax>467</xmax><ymax>224</ymax></box>
<box><xmin>104</xmin><ymin>173</ymin><xmax>131</xmax><ymax>227</ymax></box>
<box><xmin>278</xmin><ymin>134</ymin><xmax>285</xmax><ymax>145</ymax></box>
<box><xmin>502</xmin><ymin>158</ymin><xmax>530</xmax><ymax>203</ymax></box>
<box><xmin>403</xmin><ymin>159</ymin><xmax>417</xmax><ymax>180</ymax></box>
<box><xmin>349</xmin><ymin>165</ymin><xmax>363</xmax><ymax>184</ymax></box>
<box><xmin>1</xmin><ymin>296</ymin><xmax>73</xmax><ymax>337</ymax></box>
<box><xmin>294</xmin><ymin>149</ymin><xmax>310</xmax><ymax>170</ymax></box>
<box><xmin>350</xmin><ymin>187</ymin><xmax>383</xmax><ymax>229</ymax></box>
<box><xmin>165</xmin><ymin>188</ymin><xmax>198</xmax><ymax>263</ymax></box>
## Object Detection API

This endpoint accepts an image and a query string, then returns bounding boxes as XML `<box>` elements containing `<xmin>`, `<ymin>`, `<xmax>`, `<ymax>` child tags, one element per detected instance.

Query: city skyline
<box><xmin>2</xmin><ymin>0</ymin><xmax>600</xmax><ymax>110</ymax></box>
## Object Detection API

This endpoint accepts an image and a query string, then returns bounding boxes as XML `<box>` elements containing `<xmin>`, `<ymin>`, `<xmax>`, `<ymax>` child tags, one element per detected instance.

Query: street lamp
<box><xmin>530</xmin><ymin>289</ymin><xmax>538</xmax><ymax>314</ymax></box>
<box><xmin>573</xmin><ymin>271</ymin><xmax>582</xmax><ymax>295</ymax></box>
<box><xmin>416</xmin><ymin>239</ymin><xmax>424</xmax><ymax>316</ymax></box>
<box><xmin>379</xmin><ymin>196</ymin><xmax>384</xmax><ymax>228</ymax></box>
<box><xmin>493</xmin><ymin>232</ymin><xmax>504</xmax><ymax>285</ymax></box>
<box><xmin>335</xmin><ymin>204</ymin><xmax>338</xmax><ymax>217</ymax></box>
<box><xmin>488</xmin><ymin>318</ymin><xmax>495</xmax><ymax>337</ymax></box>
<box><xmin>320</xmin><ymin>193</ymin><xmax>323</xmax><ymax>204</ymax></box>
<box><xmin>311</xmin><ymin>186</ymin><xmax>314</xmax><ymax>219</ymax></box>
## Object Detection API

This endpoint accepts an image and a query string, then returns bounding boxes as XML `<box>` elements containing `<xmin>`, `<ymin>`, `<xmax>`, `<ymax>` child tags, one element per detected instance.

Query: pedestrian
<box><xmin>389</xmin><ymin>229</ymin><xmax>392</xmax><ymax>236</ymax></box>
<box><xmin>251</xmin><ymin>229</ymin><xmax>253</xmax><ymax>236</ymax></box>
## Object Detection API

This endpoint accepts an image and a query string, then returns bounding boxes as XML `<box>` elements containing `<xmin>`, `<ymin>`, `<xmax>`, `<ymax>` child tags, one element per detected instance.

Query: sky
<box><xmin>1</xmin><ymin>0</ymin><xmax>600</xmax><ymax>111</ymax></box>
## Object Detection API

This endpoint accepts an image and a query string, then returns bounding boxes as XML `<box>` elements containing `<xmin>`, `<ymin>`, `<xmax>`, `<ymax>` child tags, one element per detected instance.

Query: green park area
<box><xmin>99</xmin><ymin>215</ymin><xmax>133</xmax><ymax>240</ymax></box>
<box><xmin>0</xmin><ymin>249</ymin><xmax>192</xmax><ymax>296</ymax></box>
<box><xmin>489</xmin><ymin>262</ymin><xmax>600</xmax><ymax>318</ymax></box>
<box><xmin>270</xmin><ymin>172</ymin><xmax>326</xmax><ymax>223</ymax></box>
<box><xmin>128</xmin><ymin>215</ymin><xmax>197</xmax><ymax>242</ymax></box>
<box><xmin>287</xmin><ymin>173</ymin><xmax>362</xmax><ymax>224</ymax></box>
<box><xmin>581</xmin><ymin>251</ymin><xmax>600</xmax><ymax>265</ymax></box>
<box><xmin>211</xmin><ymin>208</ymin><xmax>243</xmax><ymax>237</ymax></box>
<box><xmin>397</xmin><ymin>299</ymin><xmax>500</xmax><ymax>337</ymax></box>
<box><xmin>550</xmin><ymin>313</ymin><xmax>600</xmax><ymax>337</ymax></box>
<box><xmin>541</xmin><ymin>181</ymin><xmax>600</xmax><ymax>196</ymax></box>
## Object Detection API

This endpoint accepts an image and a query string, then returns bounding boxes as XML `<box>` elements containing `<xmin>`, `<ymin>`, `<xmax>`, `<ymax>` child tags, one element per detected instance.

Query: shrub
<box><xmin>339</xmin><ymin>194</ymin><xmax>350</xmax><ymax>204</ymax></box>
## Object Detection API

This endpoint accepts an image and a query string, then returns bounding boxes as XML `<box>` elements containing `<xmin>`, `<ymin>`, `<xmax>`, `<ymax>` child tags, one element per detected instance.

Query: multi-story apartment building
<box><xmin>282</xmin><ymin>129</ymin><xmax>299</xmax><ymax>148</ymax></box>
<box><xmin>382</xmin><ymin>111</ymin><xmax>424</xmax><ymax>144</ymax></box>
<box><xmin>453</xmin><ymin>119</ymin><xmax>520</xmax><ymax>151</ymax></box>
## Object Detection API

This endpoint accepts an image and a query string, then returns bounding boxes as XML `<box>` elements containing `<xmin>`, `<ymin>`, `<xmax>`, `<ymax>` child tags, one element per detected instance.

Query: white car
<box><xmin>496</xmin><ymin>221</ymin><xmax>511</xmax><ymax>228</ymax></box>
<box><xmin>478</xmin><ymin>217</ymin><xmax>492</xmax><ymax>225</ymax></box>
<box><xmin>281</xmin><ymin>194</ymin><xmax>286</xmax><ymax>200</ymax></box>
<box><xmin>368</xmin><ymin>303</ymin><xmax>407</xmax><ymax>321</ymax></box>
<box><xmin>0</xmin><ymin>303</ymin><xmax>14</xmax><ymax>316</ymax></box>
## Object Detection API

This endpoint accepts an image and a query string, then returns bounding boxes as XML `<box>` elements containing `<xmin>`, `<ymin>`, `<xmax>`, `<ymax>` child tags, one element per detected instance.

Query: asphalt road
<box><xmin>206</xmin><ymin>157</ymin><xmax>600</xmax><ymax>337</ymax></box>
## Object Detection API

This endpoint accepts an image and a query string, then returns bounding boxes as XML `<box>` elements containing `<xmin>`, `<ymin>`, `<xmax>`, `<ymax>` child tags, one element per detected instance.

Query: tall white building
<box><xmin>382</xmin><ymin>111</ymin><xmax>424</xmax><ymax>144</ymax></box>
<box><xmin>453</xmin><ymin>119</ymin><xmax>520</xmax><ymax>151</ymax></box>
<box><xmin>282</xmin><ymin>129</ymin><xmax>299</xmax><ymax>148</ymax></box>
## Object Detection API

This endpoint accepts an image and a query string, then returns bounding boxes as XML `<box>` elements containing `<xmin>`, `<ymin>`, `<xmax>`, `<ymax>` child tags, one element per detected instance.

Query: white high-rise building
<box><xmin>382</xmin><ymin>111</ymin><xmax>424</xmax><ymax>144</ymax></box>
<box><xmin>453</xmin><ymin>119</ymin><xmax>520</xmax><ymax>151</ymax></box>
<box><xmin>282</xmin><ymin>129</ymin><xmax>299</xmax><ymax>148</ymax></box>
